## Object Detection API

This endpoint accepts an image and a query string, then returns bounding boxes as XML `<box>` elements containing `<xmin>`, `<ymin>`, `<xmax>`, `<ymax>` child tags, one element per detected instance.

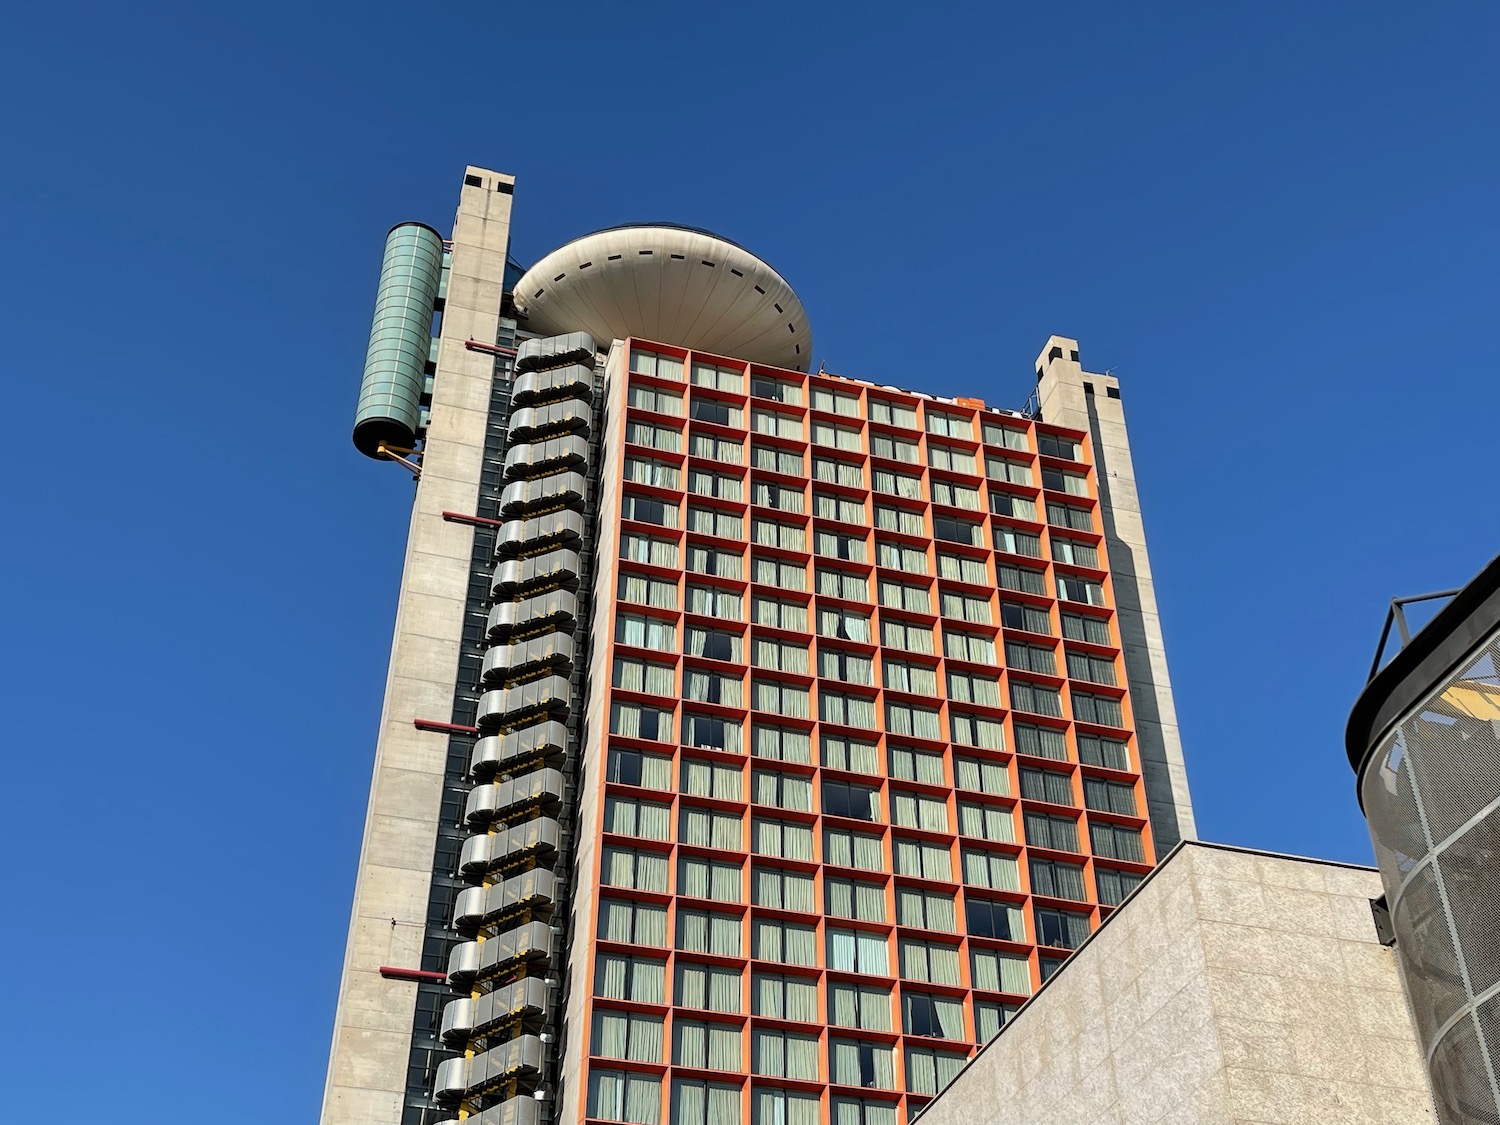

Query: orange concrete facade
<box><xmin>565</xmin><ymin>339</ymin><xmax>1157</xmax><ymax>1125</ymax></box>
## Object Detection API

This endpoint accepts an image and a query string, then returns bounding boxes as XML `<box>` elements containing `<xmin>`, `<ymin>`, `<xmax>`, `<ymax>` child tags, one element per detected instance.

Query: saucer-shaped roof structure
<box><xmin>512</xmin><ymin>224</ymin><xmax>811</xmax><ymax>371</ymax></box>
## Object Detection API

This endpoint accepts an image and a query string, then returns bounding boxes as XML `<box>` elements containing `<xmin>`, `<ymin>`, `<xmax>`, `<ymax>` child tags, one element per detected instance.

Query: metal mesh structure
<box><xmin>1357</xmin><ymin>624</ymin><xmax>1500</xmax><ymax>1125</ymax></box>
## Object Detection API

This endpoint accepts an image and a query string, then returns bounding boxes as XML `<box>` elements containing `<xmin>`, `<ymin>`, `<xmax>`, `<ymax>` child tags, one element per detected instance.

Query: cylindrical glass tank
<box><xmin>1349</xmin><ymin>556</ymin><xmax>1500</xmax><ymax>1125</ymax></box>
<box><xmin>353</xmin><ymin>222</ymin><xmax>444</xmax><ymax>457</ymax></box>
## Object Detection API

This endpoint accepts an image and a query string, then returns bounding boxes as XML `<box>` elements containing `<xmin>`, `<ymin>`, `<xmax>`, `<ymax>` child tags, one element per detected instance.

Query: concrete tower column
<box><xmin>1036</xmin><ymin>336</ymin><xmax>1196</xmax><ymax>849</ymax></box>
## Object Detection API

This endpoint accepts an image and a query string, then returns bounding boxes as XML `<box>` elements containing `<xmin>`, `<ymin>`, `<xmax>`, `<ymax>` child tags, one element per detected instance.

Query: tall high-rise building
<box><xmin>322</xmin><ymin>166</ymin><xmax>1195</xmax><ymax>1125</ymax></box>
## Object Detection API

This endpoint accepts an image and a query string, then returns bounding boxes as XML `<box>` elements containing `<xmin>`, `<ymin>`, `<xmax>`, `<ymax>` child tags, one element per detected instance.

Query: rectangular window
<box><xmin>829</xmin><ymin>982</ymin><xmax>892</xmax><ymax>1031</ymax></box>
<box><xmin>754</xmin><ymin>725</ymin><xmax>812</xmax><ymax>764</ymax></box>
<box><xmin>889</xmin><ymin>745</ymin><xmax>945</xmax><ymax>785</ymax></box>
<box><xmin>822</xmin><ymin>734</ymin><xmax>879</xmax><ymax>773</ymax></box>
<box><xmin>881</xmin><ymin>618</ymin><xmax>934</xmax><ymax>655</ymax></box>
<box><xmin>613</xmin><ymin>656</ymin><xmax>677</xmax><ymax>697</ymax></box>
<box><xmin>752</xmin><ymin>768</ymin><xmax>812</xmax><ymax>812</ymax></box>
<box><xmin>1096</xmin><ymin>865</ymin><xmax>1145</xmax><ymax>906</ymax></box>
<box><xmin>753</xmin><ymin>865</ymin><xmax>816</xmax><ymax>912</ymax></box>
<box><xmin>824</xmin><ymin>779</ymin><xmax>881</xmax><ymax>822</ymax></box>
<box><xmin>679</xmin><ymin>807</ymin><xmax>744</xmax><ymax>851</ymax></box>
<box><xmin>942</xmin><ymin>629</ymin><xmax>995</xmax><ymax>665</ymax></box>
<box><xmin>672</xmin><ymin>1021</ymin><xmax>742</xmax><ymax>1071</ymax></box>
<box><xmin>872</xmin><ymin>468</ymin><xmax>923</xmax><ymax>499</ymax></box>
<box><xmin>1089</xmin><ymin>823</ymin><xmax>1146</xmax><ymax>862</ymax></box>
<box><xmin>602</xmin><ymin>846</ymin><xmax>670</xmax><ymax>893</ymax></box>
<box><xmin>752</xmin><ymin>1028</ymin><xmax>820</xmax><ymax>1079</ymax></box>
<box><xmin>587</xmin><ymin>1069</ymin><xmax>662</xmax><ymax>1125</ymax></box>
<box><xmin>830</xmin><ymin>1098</ymin><xmax>898</xmax><ymax>1125</ymax></box>
<box><xmin>815</xmin><ymin>567</ymin><xmax>869</xmax><ymax>602</ymax></box>
<box><xmin>825</xmin><ymin>876</ymin><xmax>887</xmax><ymax>922</ymax></box>
<box><xmin>824</xmin><ymin>827</ymin><xmax>885</xmax><ymax>872</ymax></box>
<box><xmin>753</xmin><ymin>595</ymin><xmax>809</xmax><ymax>632</ymax></box>
<box><xmin>751</xmin><ymin>376</ymin><xmax>803</xmax><ymax>405</ymax></box>
<box><xmin>681</xmin><ymin>712</ymin><xmax>743</xmax><ymax>753</ymax></box>
<box><xmin>975</xmin><ymin>1001</ymin><xmax>1019</xmax><ymax>1043</ymax></box>
<box><xmin>1037</xmin><ymin>433</ymin><xmax>1079</xmax><ymax>460</ymax></box>
<box><xmin>684</xmin><ymin>624</ymin><xmax>742</xmax><ymax>663</ymax></box>
<box><xmin>903</xmin><ymin>991</ymin><xmax>965</xmax><ymax>1039</ymax></box>
<box><xmin>933</xmin><ymin>515</ymin><xmax>981</xmax><ymax>546</ymax></box>
<box><xmin>676</xmin><ymin>909</ymin><xmax>742</xmax><ymax>956</ymax></box>
<box><xmin>931</xmin><ymin>479</ymin><xmax>981</xmax><ymax>509</ymax></box>
<box><xmin>893</xmin><ymin>838</ymin><xmax>953</xmax><ymax>881</ymax></box>
<box><xmin>755</xmin><ymin>481</ymin><xmax>806</xmax><ymax>513</ymax></box>
<box><xmin>986</xmin><ymin>455</ymin><xmax>1034</xmax><ymax>486</ymax></box>
<box><xmin>869</xmin><ymin>399</ymin><xmax>918</xmax><ymax>428</ymax></box>
<box><xmin>997</xmin><ymin>563</ymin><xmax>1047</xmax><ymax>596</ymax></box>
<box><xmin>604</xmin><ymin>796</ymin><xmax>673</xmax><ymax>841</ymax></box>
<box><xmin>965</xmin><ymin>896</ymin><xmax>1024</xmax><ymax>941</ymax></box>
<box><xmin>830</xmin><ymin>1037</ymin><xmax>896</xmax><ymax>1089</ymax></box>
<box><xmin>878</xmin><ymin>579</ymin><xmax>931</xmax><ymax>613</ymax></box>
<box><xmin>1000</xmin><ymin>601</ymin><xmax>1051</xmax><ymax>635</ymax></box>
<box><xmin>896</xmin><ymin>886</ymin><xmax>957</xmax><ymax>931</ymax></box>
<box><xmin>817</xmin><ymin>645</ymin><xmax>875</xmax><ymax>685</ymax></box>
<box><xmin>752</xmin><ymin>443</ymin><xmax>803</xmax><ymax>475</ymax></box>
<box><xmin>683</xmin><ymin>585</ymin><xmax>742</xmax><ymax>622</ymax></box>
<box><xmin>1046</xmin><ymin>501</ymin><xmax>1095</xmax><ymax>533</ymax></box>
<box><xmin>873</xmin><ymin>503</ymin><xmax>925</xmax><ymax>536</ymax></box>
<box><xmin>947</xmin><ymin>669</ymin><xmax>1002</xmax><ymax>707</ymax></box>
<box><xmin>876</xmin><ymin>540</ymin><xmax>928</xmax><ymax>574</ymax></box>
<box><xmin>672</xmin><ymin>1080</ymin><xmax>741</xmax><ymax>1125</ymax></box>
<box><xmin>625</xmin><ymin>419</ymin><xmax>683</xmax><ymax>453</ymax></box>
<box><xmin>1014</xmin><ymin>723</ymin><xmax>1068</xmax><ymax>761</ymax></box>
<box><xmin>1083</xmin><ymin>777</ymin><xmax>1138</xmax><ymax>815</ymax></box>
<box><xmin>927</xmin><ymin>444</ymin><xmax>976</xmax><ymax>474</ymax></box>
<box><xmin>608</xmin><ymin>748</ymin><xmax>673</xmax><ymax>791</ymax></box>
<box><xmin>937</xmin><ymin>552</ymin><xmax>989</xmax><ymax>585</ymax></box>
<box><xmin>679</xmin><ymin>855</ymin><xmax>743</xmax><ymax>902</ymax></box>
<box><xmin>689</xmin><ymin>397</ymin><xmax>743</xmax><ymax>428</ymax></box>
<box><xmin>752</xmin><ymin>918</ymin><xmax>818</xmax><ymax>967</ymax></box>
<box><xmin>814</xmin><ymin>455</ymin><xmax>864</xmax><ymax>487</ymax></box>
<box><xmin>610</xmin><ymin>701</ymin><xmax>675</xmax><ymax>743</ymax></box>
<box><xmin>1020</xmin><ymin>767</ymin><xmax>1074</xmax><ymax>806</ymax></box>
<box><xmin>891</xmin><ymin>790</ymin><xmax>949</xmax><ymax>834</ymax></box>
<box><xmin>596</xmin><ymin>953</ymin><xmax>667</xmax><ymax>1003</ymax></box>
<box><xmin>752</xmin><ymin>407</ymin><xmax>805</xmax><ymax>440</ymax></box>
<box><xmin>621</xmin><ymin>532</ymin><xmax>681</xmax><ymax>570</ymax></box>
<box><xmin>994</xmin><ymin>527</ymin><xmax>1042</xmax><ymax>557</ymax></box>
<box><xmin>688</xmin><ymin>545</ymin><xmax>743</xmax><ymax>580</ymax></box>
<box><xmin>1024</xmin><ymin>811</ymin><xmax>1080</xmax><ymax>852</ymax></box>
<box><xmin>925</xmin><ymin>411</ymin><xmax>972</xmax><ymax>440</ymax></box>
<box><xmin>752</xmin><ymin>817</ymin><xmax>816</xmax><ymax>861</ymax></box>
<box><xmin>870</xmin><ymin>435</ymin><xmax>912</xmax><ymax>465</ymax></box>
<box><xmin>624</xmin><ymin>455</ymin><xmax>681</xmax><ymax>491</ymax></box>
<box><xmin>940</xmin><ymin>591</ymin><xmax>992</xmax><ymax>624</ymax></box>
<box><xmin>1061</xmin><ymin>612</ymin><xmax>1112</xmax><ymax>645</ymax></box>
<box><xmin>1005</xmin><ymin>641</ymin><xmax>1058</xmax><ymax>676</ymax></box>
<box><xmin>811</xmin><ymin>420</ymin><xmax>862</xmax><ymax>451</ymax></box>
<box><xmin>982</xmin><ymin>421</ymin><xmax>1030</xmax><ymax>451</ymax></box>
<box><xmin>818</xmin><ymin>606</ymin><xmax>873</xmax><ymax>643</ymax></box>
<box><xmin>826</xmin><ymin>926</ymin><xmax>890</xmax><ymax>974</ymax></box>
<box><xmin>592</xmin><ymin>1009</ymin><xmax>666</xmax><ymax>1063</ymax></box>
<box><xmin>1052</xmin><ymin>538</ymin><xmax>1100</xmax><ymax>568</ymax></box>
<box><xmin>621</xmin><ymin>494</ymin><xmax>679</xmax><ymax>528</ymax></box>
<box><xmin>990</xmin><ymin>491</ymin><xmax>1039</xmax><ymax>521</ymax></box>
<box><xmin>751</xmin><ymin>518</ymin><xmax>806</xmax><ymax>554</ymax></box>
<box><xmin>1035</xmin><ymin>906</ymin><xmax>1091</xmax><ymax>950</ymax></box>
<box><xmin>815</xmin><ymin>529</ymin><xmax>868</xmax><ymax>563</ymax></box>
<box><xmin>754</xmin><ymin>635</ymin><xmax>811</xmax><ymax>674</ymax></box>
<box><xmin>962</xmin><ymin>847</ymin><xmax>1021</xmax><ymax>891</ymax></box>
<box><xmin>905</xmin><ymin>1045</ymin><xmax>968</xmax><ymax>1096</ymax></box>
<box><xmin>629</xmin><ymin>383</ymin><xmax>685</xmax><ymax>416</ymax></box>
<box><xmin>598</xmin><ymin>898</ymin><xmax>669</xmax><ymax>945</ymax></box>
<box><xmin>681</xmin><ymin>758</ymin><xmax>743</xmax><ymax>801</ymax></box>
<box><xmin>752</xmin><ymin>555</ymin><xmax>806</xmax><ymax>592</ymax></box>
<box><xmin>752</xmin><ymin>678</ymin><xmax>811</xmax><ymax>719</ymax></box>
<box><xmin>970</xmin><ymin>948</ymin><xmax>1032</xmax><ymax>995</ymax></box>
<box><xmin>899</xmin><ymin>937</ymin><xmax>961</xmax><ymax>985</ymax></box>
<box><xmin>687</xmin><ymin>505</ymin><xmax>745</xmax><ymax>540</ymax></box>
<box><xmin>821</xmin><ymin>690</ymin><xmax>879</xmax><ymax>728</ymax></box>
<box><xmin>1077</xmin><ymin>734</ymin><xmax>1130</xmax><ymax>771</ymax></box>
<box><xmin>1066</xmin><ymin>650</ymin><xmax>1117</xmax><ymax>685</ymax></box>
<box><xmin>812</xmin><ymin>386</ymin><xmax>861</xmax><ymax>417</ymax></box>
<box><xmin>1029</xmin><ymin>857</ymin><xmax>1087</xmax><ymax>901</ymax></box>
<box><xmin>632</xmin><ymin>349</ymin><xmax>684</xmax><ymax>380</ymax></box>
<box><xmin>954</xmin><ymin>755</ymin><xmax>1009</xmax><ymax>795</ymax></box>
<box><xmin>755</xmin><ymin>1090</ymin><xmax>821</xmax><ymax>1125</ymax></box>
<box><xmin>1072</xmin><ymin>691</ymin><xmax>1124</xmax><ymax>727</ymax></box>
<box><xmin>691</xmin><ymin>361</ymin><xmax>744</xmax><ymax>392</ymax></box>
<box><xmin>957</xmin><ymin>800</ymin><xmax>1014</xmax><ymax>842</ymax></box>
<box><xmin>753</xmin><ymin>973</ymin><xmax>819</xmax><ymax>1022</ymax></box>
<box><xmin>886</xmin><ymin>700</ymin><xmax>942</xmax><ymax>740</ymax></box>
<box><xmin>1009</xmin><ymin>680</ymin><xmax>1063</xmax><ymax>718</ymax></box>
<box><xmin>1041</xmin><ymin>466</ymin><xmax>1089</xmax><ymax>496</ymax></box>
<box><xmin>691</xmin><ymin>433</ymin><xmax>744</xmax><ymax>465</ymax></box>
<box><xmin>883</xmin><ymin>658</ymin><xmax>938</xmax><ymax>696</ymax></box>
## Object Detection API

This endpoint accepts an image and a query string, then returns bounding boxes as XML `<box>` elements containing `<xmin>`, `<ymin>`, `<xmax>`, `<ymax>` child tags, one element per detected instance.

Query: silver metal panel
<box><xmin>485</xmin><ymin>590</ymin><xmax>579</xmax><ymax>643</ymax></box>
<box><xmin>500</xmin><ymin>470</ymin><xmax>588</xmax><ymax>517</ymax></box>
<box><xmin>465</xmin><ymin>1095</ymin><xmax>542</xmax><ymax>1125</ymax></box>
<box><xmin>463</xmin><ymin>768</ymin><xmax>566</xmax><ymax>827</ymax></box>
<box><xmin>511</xmin><ymin>363</ymin><xmax>595</xmax><ymax>409</ymax></box>
<box><xmin>458</xmin><ymin>817</ymin><xmax>561</xmax><ymax>880</ymax></box>
<box><xmin>470</xmin><ymin>721</ymin><xmax>570</xmax><ymax>776</ymax></box>
<box><xmin>490</xmin><ymin>549</ymin><xmax>582</xmax><ymax>598</ymax></box>
<box><xmin>501</xmin><ymin>435</ymin><xmax>589</xmax><ymax>481</ymax></box>
<box><xmin>482</xmin><ymin>632</ymin><xmax>576</xmax><ymax>685</ymax></box>
<box><xmin>453</xmin><ymin>867</ymin><xmax>559</xmax><ymax>930</ymax></box>
<box><xmin>476</xmin><ymin>676</ymin><xmax>572</xmax><ymax>731</ymax></box>
<box><xmin>493</xmin><ymin>509</ymin><xmax>586</xmax><ymax>559</ymax></box>
<box><xmin>433</xmin><ymin>1056</ymin><xmax>469</xmax><ymax>1102</ymax></box>
<box><xmin>514</xmin><ymin>332</ymin><xmax>597</xmax><ymax>376</ymax></box>
<box><xmin>508</xmin><ymin>399</ymin><xmax>593</xmax><ymax>443</ymax></box>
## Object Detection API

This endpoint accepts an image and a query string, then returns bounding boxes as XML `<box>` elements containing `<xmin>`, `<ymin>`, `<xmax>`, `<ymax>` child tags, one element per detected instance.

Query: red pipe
<box><xmin>380</xmin><ymin>966</ymin><xmax>449</xmax><ymax>983</ymax></box>
<box><xmin>465</xmin><ymin>339</ymin><xmax>519</xmax><ymax>357</ymax></box>
<box><xmin>414</xmin><ymin>719</ymin><xmax>479</xmax><ymax>735</ymax></box>
<box><xmin>442</xmin><ymin>510</ymin><xmax>505</xmax><ymax>528</ymax></box>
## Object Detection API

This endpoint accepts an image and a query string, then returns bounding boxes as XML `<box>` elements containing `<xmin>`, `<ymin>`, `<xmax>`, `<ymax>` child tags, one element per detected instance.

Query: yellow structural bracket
<box><xmin>376</xmin><ymin>441</ymin><xmax>424</xmax><ymax>477</ymax></box>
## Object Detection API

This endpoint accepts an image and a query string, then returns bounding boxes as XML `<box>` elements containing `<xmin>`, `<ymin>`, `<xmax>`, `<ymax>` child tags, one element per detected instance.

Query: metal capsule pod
<box><xmin>493</xmin><ymin>509</ymin><xmax>586</xmax><ymax>559</ymax></box>
<box><xmin>470</xmin><ymin>721</ymin><xmax>569</xmax><ymax>779</ymax></box>
<box><xmin>463</xmin><ymin>768</ymin><xmax>566</xmax><ymax>829</ymax></box>
<box><xmin>490</xmin><ymin>548</ymin><xmax>582</xmax><ymax>599</ymax></box>
<box><xmin>482</xmin><ymin>631</ymin><xmax>576</xmax><ymax>686</ymax></box>
<box><xmin>476</xmin><ymin>677</ymin><xmax>571</xmax><ymax>733</ymax></box>
<box><xmin>502</xmin><ymin>435</ymin><xmax>589</xmax><ymax>481</ymax></box>
<box><xmin>514</xmin><ymin>332</ymin><xmax>596</xmax><ymax>376</ymax></box>
<box><xmin>459</xmin><ymin>818</ymin><xmax>561</xmax><ymax>881</ymax></box>
<box><xmin>432</xmin><ymin>1034</ymin><xmax>545</xmax><ymax>1104</ymax></box>
<box><xmin>499</xmin><ymin>471</ymin><xmax>588</xmax><ymax>518</ymax></box>
<box><xmin>452</xmin><ymin>868</ymin><xmax>559</xmax><ymax>933</ymax></box>
<box><xmin>446</xmin><ymin>920</ymin><xmax>553</xmax><ymax>987</ymax></box>
<box><xmin>440</xmin><ymin>977</ymin><xmax>550</xmax><ymax>1045</ymax></box>
<box><xmin>486</xmin><ymin>589</ymin><xmax>579</xmax><ymax>643</ymax></box>
<box><xmin>508</xmin><ymin>399</ymin><xmax>592</xmax><ymax>444</ymax></box>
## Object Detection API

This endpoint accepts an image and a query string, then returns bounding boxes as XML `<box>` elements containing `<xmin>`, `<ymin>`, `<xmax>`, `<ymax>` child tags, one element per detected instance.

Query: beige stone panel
<box><xmin>329</xmin><ymin>1026</ymin><xmax>414</xmax><ymax>1091</ymax></box>
<box><xmin>390</xmin><ymin>591</ymin><xmax>470</xmax><ymax>644</ymax></box>
<box><xmin>363</xmin><ymin>811</ymin><xmax>443</xmax><ymax>872</ymax></box>
<box><xmin>321</xmin><ymin>1085</ymin><xmax>403</xmax><ymax>1125</ymax></box>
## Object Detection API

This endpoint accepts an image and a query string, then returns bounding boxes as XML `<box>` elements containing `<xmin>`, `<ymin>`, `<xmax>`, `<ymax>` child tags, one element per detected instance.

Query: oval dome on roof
<box><xmin>512</xmin><ymin>225</ymin><xmax>811</xmax><ymax>371</ymax></box>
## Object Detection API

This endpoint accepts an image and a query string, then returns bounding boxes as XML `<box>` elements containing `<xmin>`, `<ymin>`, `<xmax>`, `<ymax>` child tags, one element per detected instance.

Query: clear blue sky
<box><xmin>2</xmin><ymin>1</ymin><xmax>1496</xmax><ymax>1118</ymax></box>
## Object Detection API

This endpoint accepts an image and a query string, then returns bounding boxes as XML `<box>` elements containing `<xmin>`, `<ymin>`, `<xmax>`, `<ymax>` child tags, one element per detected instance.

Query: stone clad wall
<box><xmin>913</xmin><ymin>843</ymin><xmax>1434</xmax><ymax>1125</ymax></box>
